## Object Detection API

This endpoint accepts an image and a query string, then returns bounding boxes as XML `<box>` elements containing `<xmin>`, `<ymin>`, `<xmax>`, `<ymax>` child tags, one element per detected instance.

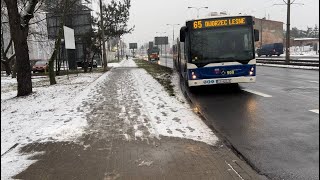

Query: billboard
<box><xmin>129</xmin><ymin>43</ymin><xmax>138</xmax><ymax>49</ymax></box>
<box><xmin>63</xmin><ymin>26</ymin><xmax>75</xmax><ymax>49</ymax></box>
<box><xmin>155</xmin><ymin>36</ymin><xmax>168</xmax><ymax>45</ymax></box>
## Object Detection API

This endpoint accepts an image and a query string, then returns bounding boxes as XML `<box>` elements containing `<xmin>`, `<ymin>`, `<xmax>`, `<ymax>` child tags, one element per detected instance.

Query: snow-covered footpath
<box><xmin>1</xmin><ymin>60</ymin><xmax>217</xmax><ymax>179</ymax></box>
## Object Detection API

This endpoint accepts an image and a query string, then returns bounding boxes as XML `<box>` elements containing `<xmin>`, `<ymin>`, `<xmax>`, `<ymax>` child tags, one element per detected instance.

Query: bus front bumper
<box><xmin>188</xmin><ymin>76</ymin><xmax>256</xmax><ymax>87</ymax></box>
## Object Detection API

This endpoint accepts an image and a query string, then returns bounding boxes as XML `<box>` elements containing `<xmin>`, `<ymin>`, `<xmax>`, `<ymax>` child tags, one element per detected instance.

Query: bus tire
<box><xmin>230</xmin><ymin>83</ymin><xmax>240</xmax><ymax>91</ymax></box>
<box><xmin>188</xmin><ymin>86</ymin><xmax>197</xmax><ymax>93</ymax></box>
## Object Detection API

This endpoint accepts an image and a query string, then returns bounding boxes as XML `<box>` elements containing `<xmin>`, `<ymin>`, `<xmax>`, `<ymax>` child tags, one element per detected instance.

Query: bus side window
<box><xmin>244</xmin><ymin>34</ymin><xmax>249</xmax><ymax>50</ymax></box>
<box><xmin>184</xmin><ymin>36</ymin><xmax>188</xmax><ymax>61</ymax></box>
<box><xmin>180</xmin><ymin>42</ymin><xmax>184</xmax><ymax>60</ymax></box>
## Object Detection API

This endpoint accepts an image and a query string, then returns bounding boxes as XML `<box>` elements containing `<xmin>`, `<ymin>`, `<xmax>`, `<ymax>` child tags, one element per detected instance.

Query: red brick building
<box><xmin>253</xmin><ymin>18</ymin><xmax>284</xmax><ymax>48</ymax></box>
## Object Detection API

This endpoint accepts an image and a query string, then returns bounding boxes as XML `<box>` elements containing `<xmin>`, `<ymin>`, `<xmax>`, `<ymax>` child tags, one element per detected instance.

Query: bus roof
<box><xmin>185</xmin><ymin>15</ymin><xmax>254</xmax><ymax>23</ymax></box>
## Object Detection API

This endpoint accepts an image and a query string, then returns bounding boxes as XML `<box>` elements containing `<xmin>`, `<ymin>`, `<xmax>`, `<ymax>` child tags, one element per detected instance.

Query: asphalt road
<box><xmin>187</xmin><ymin>67</ymin><xmax>319</xmax><ymax>180</ymax></box>
<box><xmin>159</xmin><ymin>58</ymin><xmax>319</xmax><ymax>179</ymax></box>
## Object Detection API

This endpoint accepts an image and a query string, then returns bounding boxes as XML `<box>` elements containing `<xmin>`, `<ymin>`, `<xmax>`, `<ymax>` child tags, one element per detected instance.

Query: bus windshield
<box><xmin>189</xmin><ymin>26</ymin><xmax>254</xmax><ymax>64</ymax></box>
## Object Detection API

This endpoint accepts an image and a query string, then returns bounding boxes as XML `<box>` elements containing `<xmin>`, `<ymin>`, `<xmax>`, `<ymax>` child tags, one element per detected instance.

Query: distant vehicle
<box><xmin>257</xmin><ymin>43</ymin><xmax>284</xmax><ymax>57</ymax></box>
<box><xmin>147</xmin><ymin>47</ymin><xmax>160</xmax><ymax>61</ymax></box>
<box><xmin>32</xmin><ymin>60</ymin><xmax>49</xmax><ymax>73</ymax></box>
<box><xmin>174</xmin><ymin>15</ymin><xmax>259</xmax><ymax>90</ymax></box>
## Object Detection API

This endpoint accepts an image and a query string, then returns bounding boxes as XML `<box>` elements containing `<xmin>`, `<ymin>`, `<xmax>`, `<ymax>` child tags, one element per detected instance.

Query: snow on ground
<box><xmin>1</xmin><ymin>60</ymin><xmax>218</xmax><ymax>179</ymax></box>
<box><xmin>1</xmin><ymin>69</ymin><xmax>114</xmax><ymax>179</ymax></box>
<box><xmin>122</xmin><ymin>59</ymin><xmax>218</xmax><ymax>145</ymax></box>
<box><xmin>280</xmin><ymin>50</ymin><xmax>319</xmax><ymax>57</ymax></box>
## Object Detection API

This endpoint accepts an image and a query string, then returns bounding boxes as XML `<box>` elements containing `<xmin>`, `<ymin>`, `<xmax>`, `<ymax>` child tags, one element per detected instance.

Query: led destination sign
<box><xmin>192</xmin><ymin>17</ymin><xmax>249</xmax><ymax>29</ymax></box>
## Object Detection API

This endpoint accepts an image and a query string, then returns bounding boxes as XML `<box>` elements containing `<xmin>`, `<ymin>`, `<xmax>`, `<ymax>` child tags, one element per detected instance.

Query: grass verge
<box><xmin>135</xmin><ymin>59</ymin><xmax>174</xmax><ymax>96</ymax></box>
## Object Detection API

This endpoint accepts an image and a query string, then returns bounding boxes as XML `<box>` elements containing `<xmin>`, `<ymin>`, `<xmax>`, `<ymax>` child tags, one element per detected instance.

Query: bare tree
<box><xmin>45</xmin><ymin>0</ymin><xmax>83</xmax><ymax>85</ymax></box>
<box><xmin>3</xmin><ymin>0</ymin><xmax>40</xmax><ymax>96</ymax></box>
<box><xmin>1</xmin><ymin>32</ymin><xmax>15</xmax><ymax>76</ymax></box>
<box><xmin>1</xmin><ymin>1</ymin><xmax>15</xmax><ymax>76</ymax></box>
<box><xmin>99</xmin><ymin>0</ymin><xmax>134</xmax><ymax>61</ymax></box>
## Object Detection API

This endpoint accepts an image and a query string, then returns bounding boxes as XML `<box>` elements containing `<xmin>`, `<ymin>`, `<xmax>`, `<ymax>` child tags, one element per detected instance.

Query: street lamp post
<box><xmin>166</xmin><ymin>23</ymin><xmax>180</xmax><ymax>48</ymax></box>
<box><xmin>156</xmin><ymin>32</ymin><xmax>169</xmax><ymax>67</ymax></box>
<box><xmin>188</xmin><ymin>6</ymin><xmax>208</xmax><ymax>18</ymax></box>
<box><xmin>156</xmin><ymin>32</ymin><xmax>167</xmax><ymax>56</ymax></box>
<box><xmin>166</xmin><ymin>24</ymin><xmax>180</xmax><ymax>66</ymax></box>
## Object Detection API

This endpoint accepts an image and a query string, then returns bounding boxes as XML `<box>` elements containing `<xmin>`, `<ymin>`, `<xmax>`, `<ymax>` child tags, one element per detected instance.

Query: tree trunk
<box><xmin>16</xmin><ymin>30</ymin><xmax>32</xmax><ymax>96</ymax></box>
<box><xmin>4</xmin><ymin>0</ymin><xmax>33</xmax><ymax>96</ymax></box>
<box><xmin>89</xmin><ymin>51</ymin><xmax>96</xmax><ymax>72</ymax></box>
<box><xmin>1</xmin><ymin>61</ymin><xmax>12</xmax><ymax>76</ymax></box>
<box><xmin>12</xmin><ymin>58</ymin><xmax>17</xmax><ymax>78</ymax></box>
<box><xmin>117</xmin><ymin>37</ymin><xmax>120</xmax><ymax>62</ymax></box>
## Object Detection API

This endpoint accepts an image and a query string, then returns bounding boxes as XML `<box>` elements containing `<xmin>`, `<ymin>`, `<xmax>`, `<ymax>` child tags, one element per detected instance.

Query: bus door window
<box><xmin>184</xmin><ymin>35</ymin><xmax>189</xmax><ymax>62</ymax></box>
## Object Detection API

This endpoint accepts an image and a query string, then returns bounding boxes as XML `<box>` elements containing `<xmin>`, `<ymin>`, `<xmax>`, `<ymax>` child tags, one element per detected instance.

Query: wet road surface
<box><xmin>181</xmin><ymin>66</ymin><xmax>319</xmax><ymax>179</ymax></box>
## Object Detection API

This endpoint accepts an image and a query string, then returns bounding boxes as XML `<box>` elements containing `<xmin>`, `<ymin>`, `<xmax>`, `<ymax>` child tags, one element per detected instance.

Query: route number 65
<box><xmin>193</xmin><ymin>21</ymin><xmax>202</xmax><ymax>29</ymax></box>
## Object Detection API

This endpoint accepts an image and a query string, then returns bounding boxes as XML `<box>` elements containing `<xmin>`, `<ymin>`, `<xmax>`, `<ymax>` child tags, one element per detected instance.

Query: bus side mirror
<box><xmin>180</xmin><ymin>26</ymin><xmax>187</xmax><ymax>42</ymax></box>
<box><xmin>254</xmin><ymin>29</ymin><xmax>259</xmax><ymax>42</ymax></box>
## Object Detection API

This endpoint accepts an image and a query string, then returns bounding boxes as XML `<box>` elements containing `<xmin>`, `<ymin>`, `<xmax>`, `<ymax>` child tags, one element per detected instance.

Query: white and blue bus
<box><xmin>174</xmin><ymin>15</ymin><xmax>260</xmax><ymax>89</ymax></box>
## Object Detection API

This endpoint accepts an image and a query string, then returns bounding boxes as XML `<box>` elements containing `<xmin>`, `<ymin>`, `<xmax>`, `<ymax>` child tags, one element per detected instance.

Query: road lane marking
<box><xmin>225</xmin><ymin>160</ymin><xmax>245</xmax><ymax>180</ymax></box>
<box><xmin>308</xmin><ymin>81</ymin><xmax>319</xmax><ymax>84</ymax></box>
<box><xmin>309</xmin><ymin>109</ymin><xmax>319</xmax><ymax>114</ymax></box>
<box><xmin>242</xmin><ymin>89</ymin><xmax>272</xmax><ymax>98</ymax></box>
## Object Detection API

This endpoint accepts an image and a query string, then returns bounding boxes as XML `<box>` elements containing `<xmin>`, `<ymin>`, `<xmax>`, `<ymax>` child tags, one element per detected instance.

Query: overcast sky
<box><xmin>94</xmin><ymin>0</ymin><xmax>319</xmax><ymax>47</ymax></box>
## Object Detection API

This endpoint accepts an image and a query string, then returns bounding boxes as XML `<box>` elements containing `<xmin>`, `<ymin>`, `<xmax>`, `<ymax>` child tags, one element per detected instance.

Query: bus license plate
<box><xmin>216</xmin><ymin>79</ymin><xmax>231</xmax><ymax>84</ymax></box>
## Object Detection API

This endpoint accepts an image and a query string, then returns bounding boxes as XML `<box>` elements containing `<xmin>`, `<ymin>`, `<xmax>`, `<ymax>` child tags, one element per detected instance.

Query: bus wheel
<box><xmin>188</xmin><ymin>86</ymin><xmax>197</xmax><ymax>93</ymax></box>
<box><xmin>230</xmin><ymin>83</ymin><xmax>240</xmax><ymax>92</ymax></box>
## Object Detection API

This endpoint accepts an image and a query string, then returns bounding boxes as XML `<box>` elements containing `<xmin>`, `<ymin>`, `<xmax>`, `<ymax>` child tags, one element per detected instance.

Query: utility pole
<box><xmin>285</xmin><ymin>0</ymin><xmax>291</xmax><ymax>64</ymax></box>
<box><xmin>166</xmin><ymin>23</ymin><xmax>180</xmax><ymax>54</ymax></box>
<box><xmin>260</xmin><ymin>18</ymin><xmax>263</xmax><ymax>48</ymax></box>
<box><xmin>99</xmin><ymin>0</ymin><xmax>107</xmax><ymax>70</ymax></box>
<box><xmin>273</xmin><ymin>0</ymin><xmax>304</xmax><ymax>64</ymax></box>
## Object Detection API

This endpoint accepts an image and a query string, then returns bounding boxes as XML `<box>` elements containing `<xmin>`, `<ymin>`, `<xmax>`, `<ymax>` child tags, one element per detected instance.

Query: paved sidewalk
<box><xmin>13</xmin><ymin>59</ymin><xmax>267</xmax><ymax>180</ymax></box>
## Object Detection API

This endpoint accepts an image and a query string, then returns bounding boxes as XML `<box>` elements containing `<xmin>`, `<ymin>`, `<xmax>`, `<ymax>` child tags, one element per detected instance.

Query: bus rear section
<box><xmin>177</xmin><ymin>16</ymin><xmax>260</xmax><ymax>88</ymax></box>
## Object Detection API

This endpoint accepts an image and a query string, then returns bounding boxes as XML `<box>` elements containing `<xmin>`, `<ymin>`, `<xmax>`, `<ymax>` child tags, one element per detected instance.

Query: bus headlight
<box><xmin>192</xmin><ymin>72</ymin><xmax>197</xmax><ymax>79</ymax></box>
<box><xmin>249</xmin><ymin>67</ymin><xmax>255</xmax><ymax>76</ymax></box>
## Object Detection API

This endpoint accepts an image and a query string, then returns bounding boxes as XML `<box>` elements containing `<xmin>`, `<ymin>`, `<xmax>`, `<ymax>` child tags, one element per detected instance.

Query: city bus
<box><xmin>174</xmin><ymin>15</ymin><xmax>260</xmax><ymax>90</ymax></box>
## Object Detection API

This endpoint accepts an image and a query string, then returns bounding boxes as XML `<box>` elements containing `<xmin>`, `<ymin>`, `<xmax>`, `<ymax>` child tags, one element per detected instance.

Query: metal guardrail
<box><xmin>256</xmin><ymin>58</ymin><xmax>319</xmax><ymax>67</ymax></box>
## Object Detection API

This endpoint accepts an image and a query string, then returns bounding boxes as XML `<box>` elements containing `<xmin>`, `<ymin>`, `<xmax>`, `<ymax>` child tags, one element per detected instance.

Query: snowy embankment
<box><xmin>120</xmin><ymin>59</ymin><xmax>218</xmax><ymax>145</ymax></box>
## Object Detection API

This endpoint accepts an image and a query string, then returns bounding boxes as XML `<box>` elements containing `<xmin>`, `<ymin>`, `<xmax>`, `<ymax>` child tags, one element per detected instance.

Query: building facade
<box><xmin>253</xmin><ymin>18</ymin><xmax>284</xmax><ymax>48</ymax></box>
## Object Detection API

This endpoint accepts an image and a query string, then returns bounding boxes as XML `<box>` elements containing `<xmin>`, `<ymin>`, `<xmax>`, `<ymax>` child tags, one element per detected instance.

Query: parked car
<box><xmin>257</xmin><ymin>43</ymin><xmax>284</xmax><ymax>57</ymax></box>
<box><xmin>32</xmin><ymin>60</ymin><xmax>49</xmax><ymax>73</ymax></box>
<box><xmin>77</xmin><ymin>60</ymin><xmax>98</xmax><ymax>68</ymax></box>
